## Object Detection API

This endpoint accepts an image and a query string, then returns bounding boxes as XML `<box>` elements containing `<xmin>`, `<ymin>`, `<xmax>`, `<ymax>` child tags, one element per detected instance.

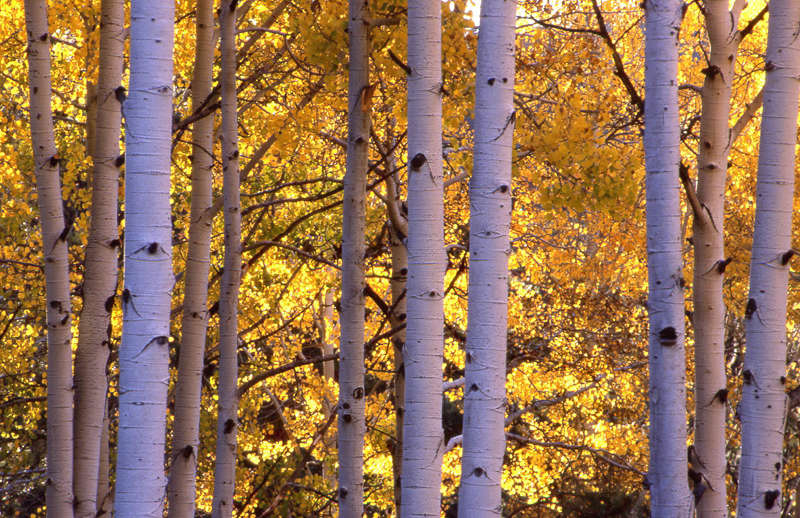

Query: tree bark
<box><xmin>211</xmin><ymin>1</ymin><xmax>242</xmax><ymax>516</ymax></box>
<box><xmin>458</xmin><ymin>2</ymin><xmax>516</xmax><ymax>515</ymax></box>
<box><xmin>24</xmin><ymin>1</ymin><xmax>74</xmax><ymax>516</ymax></box>
<box><xmin>401</xmin><ymin>1</ymin><xmax>445</xmax><ymax>515</ymax></box>
<box><xmin>736</xmin><ymin>1</ymin><xmax>800</xmax><ymax>516</ymax></box>
<box><xmin>338</xmin><ymin>0</ymin><xmax>369</xmax><ymax>513</ymax></box>
<box><xmin>691</xmin><ymin>1</ymin><xmax>744</xmax><ymax>516</ymax></box>
<box><xmin>385</xmin><ymin>150</ymin><xmax>408</xmax><ymax>512</ymax></box>
<box><xmin>113</xmin><ymin>1</ymin><xmax>175</xmax><ymax>516</ymax></box>
<box><xmin>167</xmin><ymin>0</ymin><xmax>215</xmax><ymax>514</ymax></box>
<box><xmin>643</xmin><ymin>0</ymin><xmax>690</xmax><ymax>514</ymax></box>
<box><xmin>313</xmin><ymin>287</ymin><xmax>337</xmax><ymax>488</ymax></box>
<box><xmin>73</xmin><ymin>1</ymin><xmax>124</xmax><ymax>515</ymax></box>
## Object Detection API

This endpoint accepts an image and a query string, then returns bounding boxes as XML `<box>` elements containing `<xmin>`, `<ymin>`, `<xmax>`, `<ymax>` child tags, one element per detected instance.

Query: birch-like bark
<box><xmin>386</xmin><ymin>158</ymin><xmax>408</xmax><ymax>512</ymax></box>
<box><xmin>401</xmin><ymin>1</ymin><xmax>445</xmax><ymax>515</ymax></box>
<box><xmin>211</xmin><ymin>2</ymin><xmax>242</xmax><ymax>517</ymax></box>
<box><xmin>338</xmin><ymin>0</ymin><xmax>369</xmax><ymax>512</ymax></box>
<box><xmin>73</xmin><ymin>1</ymin><xmax>124</xmax><ymax>515</ymax></box>
<box><xmin>24</xmin><ymin>2</ymin><xmax>74</xmax><ymax>516</ymax></box>
<box><xmin>691</xmin><ymin>2</ymin><xmax>741</xmax><ymax>515</ymax></box>
<box><xmin>167</xmin><ymin>0</ymin><xmax>215</xmax><ymax>514</ymax></box>
<box><xmin>643</xmin><ymin>0</ymin><xmax>690</xmax><ymax>514</ymax></box>
<box><xmin>458</xmin><ymin>2</ymin><xmax>516</xmax><ymax>515</ymax></box>
<box><xmin>113</xmin><ymin>1</ymin><xmax>175</xmax><ymax>516</ymax></box>
<box><xmin>736</xmin><ymin>1</ymin><xmax>800</xmax><ymax>515</ymax></box>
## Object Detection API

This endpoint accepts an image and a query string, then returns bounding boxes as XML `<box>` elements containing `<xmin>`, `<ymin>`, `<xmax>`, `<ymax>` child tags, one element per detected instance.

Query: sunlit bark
<box><xmin>401</xmin><ymin>0</ymin><xmax>445</xmax><ymax>515</ymax></box>
<box><xmin>458</xmin><ymin>1</ymin><xmax>516</xmax><ymax>515</ymax></box>
<box><xmin>113</xmin><ymin>1</ymin><xmax>175</xmax><ymax>515</ymax></box>
<box><xmin>643</xmin><ymin>0</ymin><xmax>690</xmax><ymax>513</ymax></box>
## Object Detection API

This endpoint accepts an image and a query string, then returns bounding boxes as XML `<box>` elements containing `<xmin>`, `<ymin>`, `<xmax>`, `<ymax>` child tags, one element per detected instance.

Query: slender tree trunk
<box><xmin>338</xmin><ymin>0</ymin><xmax>369</xmax><ymax>513</ymax></box>
<box><xmin>73</xmin><ymin>1</ymin><xmax>124</xmax><ymax>515</ymax></box>
<box><xmin>113</xmin><ymin>0</ymin><xmax>175</xmax><ymax>515</ymax></box>
<box><xmin>211</xmin><ymin>2</ymin><xmax>242</xmax><ymax>516</ymax></box>
<box><xmin>385</xmin><ymin>153</ymin><xmax>408</xmax><ymax>512</ymax></box>
<box><xmin>458</xmin><ymin>2</ymin><xmax>516</xmax><ymax>515</ymax></box>
<box><xmin>167</xmin><ymin>0</ymin><xmax>215</xmax><ymax>514</ymax></box>
<box><xmin>96</xmin><ymin>397</ymin><xmax>111</xmax><ymax>517</ymax></box>
<box><xmin>401</xmin><ymin>1</ymin><xmax>445</xmax><ymax>515</ymax></box>
<box><xmin>736</xmin><ymin>1</ymin><xmax>800</xmax><ymax>515</ymax></box>
<box><xmin>691</xmin><ymin>2</ymin><xmax>741</xmax><ymax>515</ymax></box>
<box><xmin>24</xmin><ymin>2</ymin><xmax>74</xmax><ymax>516</ymax></box>
<box><xmin>643</xmin><ymin>0</ymin><xmax>690</xmax><ymax>514</ymax></box>
<box><xmin>313</xmin><ymin>287</ymin><xmax>337</xmax><ymax>488</ymax></box>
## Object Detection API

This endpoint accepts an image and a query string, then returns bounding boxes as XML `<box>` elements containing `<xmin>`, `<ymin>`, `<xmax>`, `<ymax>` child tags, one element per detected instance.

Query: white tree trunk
<box><xmin>401</xmin><ymin>1</ymin><xmax>445</xmax><ymax>515</ymax></box>
<box><xmin>338</xmin><ymin>0</ymin><xmax>369</xmax><ymax>513</ymax></box>
<box><xmin>691</xmin><ymin>1</ymin><xmax>743</xmax><ymax>515</ymax></box>
<box><xmin>73</xmin><ymin>1</ymin><xmax>124</xmax><ymax>515</ymax></box>
<box><xmin>458</xmin><ymin>1</ymin><xmax>516</xmax><ymax>515</ymax></box>
<box><xmin>211</xmin><ymin>1</ymin><xmax>242</xmax><ymax>516</ymax></box>
<box><xmin>167</xmin><ymin>0</ymin><xmax>215</xmax><ymax>514</ymax></box>
<box><xmin>736</xmin><ymin>1</ymin><xmax>800</xmax><ymax>515</ymax></box>
<box><xmin>114</xmin><ymin>1</ymin><xmax>175</xmax><ymax>516</ymax></box>
<box><xmin>643</xmin><ymin>0</ymin><xmax>690</xmax><ymax>514</ymax></box>
<box><xmin>24</xmin><ymin>1</ymin><xmax>74</xmax><ymax>516</ymax></box>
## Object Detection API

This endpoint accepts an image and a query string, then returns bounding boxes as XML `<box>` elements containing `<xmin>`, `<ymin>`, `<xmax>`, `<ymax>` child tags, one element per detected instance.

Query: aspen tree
<box><xmin>643</xmin><ymin>0</ymin><xmax>690</xmax><ymax>514</ymax></box>
<box><xmin>211</xmin><ymin>1</ymin><xmax>243</xmax><ymax>516</ymax></box>
<box><xmin>113</xmin><ymin>0</ymin><xmax>175</xmax><ymax>515</ymax></box>
<box><xmin>313</xmin><ymin>287</ymin><xmax>337</xmax><ymax>488</ymax></box>
<box><xmin>168</xmin><ymin>0</ymin><xmax>215</xmax><ymax>514</ymax></box>
<box><xmin>458</xmin><ymin>1</ymin><xmax>516</xmax><ymax>515</ymax></box>
<box><xmin>24</xmin><ymin>1</ymin><xmax>74</xmax><ymax>516</ymax></box>
<box><xmin>401</xmin><ymin>0</ymin><xmax>445</xmax><ymax>515</ymax></box>
<box><xmin>736</xmin><ymin>1</ymin><xmax>800</xmax><ymax>515</ymax></box>
<box><xmin>385</xmin><ymin>152</ymin><xmax>408</xmax><ymax>511</ymax></box>
<box><xmin>73</xmin><ymin>1</ymin><xmax>124</xmax><ymax>516</ymax></box>
<box><xmin>691</xmin><ymin>1</ymin><xmax>752</xmax><ymax>515</ymax></box>
<box><xmin>338</xmin><ymin>0</ymin><xmax>369</xmax><ymax>512</ymax></box>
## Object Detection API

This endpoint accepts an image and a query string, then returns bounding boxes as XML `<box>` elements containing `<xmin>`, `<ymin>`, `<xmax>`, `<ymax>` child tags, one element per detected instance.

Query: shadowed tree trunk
<box><xmin>211</xmin><ymin>1</ymin><xmax>243</xmax><ymax>516</ymax></box>
<box><xmin>24</xmin><ymin>1</ymin><xmax>74</xmax><ymax>516</ymax></box>
<box><xmin>337</xmin><ymin>0</ymin><xmax>370</xmax><ymax>513</ymax></box>
<box><xmin>73</xmin><ymin>1</ymin><xmax>124</xmax><ymax>515</ymax></box>
<box><xmin>690</xmin><ymin>1</ymin><xmax>753</xmax><ymax>515</ymax></box>
<box><xmin>167</xmin><ymin>0</ymin><xmax>215</xmax><ymax>515</ymax></box>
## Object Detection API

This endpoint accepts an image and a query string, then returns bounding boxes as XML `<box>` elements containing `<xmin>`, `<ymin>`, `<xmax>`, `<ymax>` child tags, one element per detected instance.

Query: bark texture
<box><xmin>385</xmin><ymin>154</ymin><xmax>408</xmax><ymax>511</ymax></box>
<box><xmin>113</xmin><ymin>1</ymin><xmax>175</xmax><ymax>515</ymax></box>
<box><xmin>691</xmin><ymin>1</ymin><xmax>745</xmax><ymax>515</ymax></box>
<box><xmin>458</xmin><ymin>1</ymin><xmax>516</xmax><ymax>514</ymax></box>
<box><xmin>73</xmin><ymin>1</ymin><xmax>124</xmax><ymax>515</ymax></box>
<box><xmin>643</xmin><ymin>0</ymin><xmax>690</xmax><ymax>514</ymax></box>
<box><xmin>167</xmin><ymin>0</ymin><xmax>215</xmax><ymax>514</ymax></box>
<box><xmin>401</xmin><ymin>0</ymin><xmax>445</xmax><ymax>515</ymax></box>
<box><xmin>338</xmin><ymin>0</ymin><xmax>370</xmax><ymax>513</ymax></box>
<box><xmin>24</xmin><ymin>1</ymin><xmax>74</xmax><ymax>516</ymax></box>
<box><xmin>736</xmin><ymin>1</ymin><xmax>800</xmax><ymax>515</ymax></box>
<box><xmin>211</xmin><ymin>2</ymin><xmax>242</xmax><ymax>517</ymax></box>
